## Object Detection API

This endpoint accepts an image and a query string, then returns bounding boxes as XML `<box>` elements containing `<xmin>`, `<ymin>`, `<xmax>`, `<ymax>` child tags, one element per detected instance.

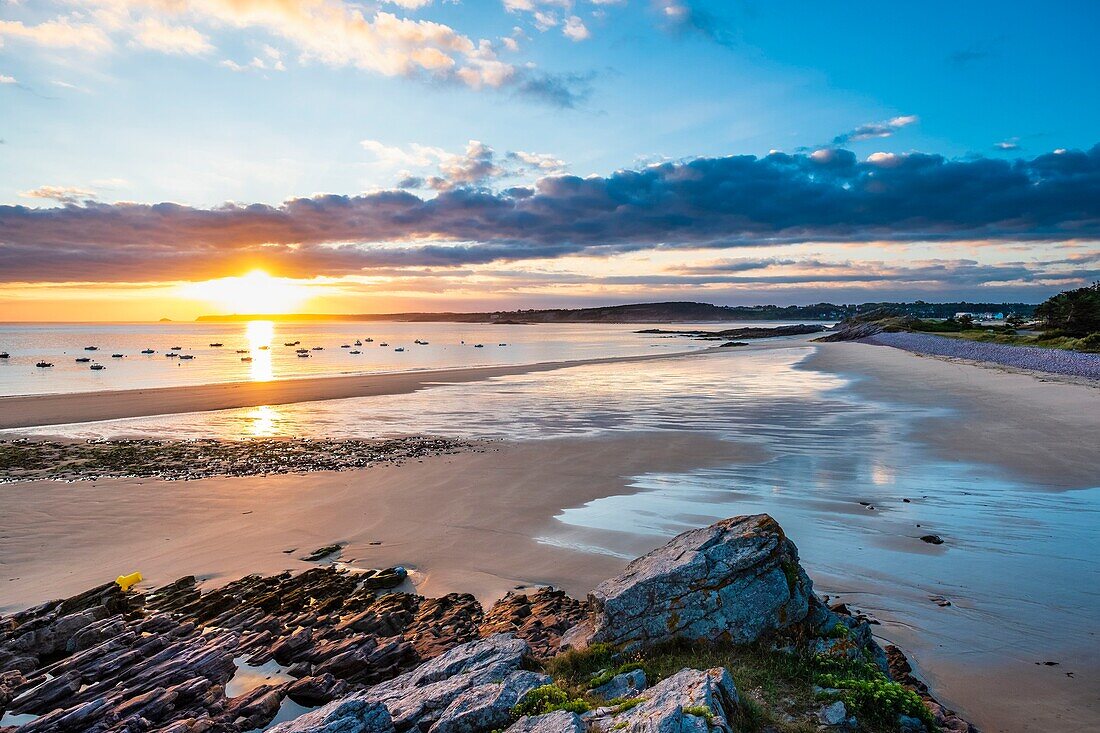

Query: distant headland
<box><xmin>197</xmin><ymin>299</ymin><xmax>1037</xmax><ymax>324</ymax></box>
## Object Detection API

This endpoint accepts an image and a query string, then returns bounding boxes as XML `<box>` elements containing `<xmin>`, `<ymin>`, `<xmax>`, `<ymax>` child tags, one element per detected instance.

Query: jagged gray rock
<box><xmin>267</xmin><ymin>697</ymin><xmax>395</xmax><ymax>733</ymax></box>
<box><xmin>585</xmin><ymin>667</ymin><xmax>740</xmax><ymax>733</ymax></box>
<box><xmin>565</xmin><ymin>514</ymin><xmax>813</xmax><ymax>650</ymax></box>
<box><xmin>271</xmin><ymin>634</ymin><xmax>548</xmax><ymax>733</ymax></box>
<box><xmin>506</xmin><ymin>709</ymin><xmax>586</xmax><ymax>733</ymax></box>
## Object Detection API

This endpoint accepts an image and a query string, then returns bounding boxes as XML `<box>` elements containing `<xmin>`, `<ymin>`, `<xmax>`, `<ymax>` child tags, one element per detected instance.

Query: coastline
<box><xmin>2</xmin><ymin>340</ymin><xmax>1097</xmax><ymax>731</ymax></box>
<box><xmin>0</xmin><ymin>347</ymin><xmax>713</xmax><ymax>430</ymax></box>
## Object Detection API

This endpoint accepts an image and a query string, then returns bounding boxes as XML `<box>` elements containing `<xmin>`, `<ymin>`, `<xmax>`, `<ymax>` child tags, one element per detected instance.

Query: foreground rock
<box><xmin>0</xmin><ymin>570</ymin><xmax>571</xmax><ymax>732</ymax></box>
<box><xmin>0</xmin><ymin>514</ymin><xmax>974</xmax><ymax>733</ymax></box>
<box><xmin>585</xmin><ymin>667</ymin><xmax>741</xmax><ymax>733</ymax></box>
<box><xmin>269</xmin><ymin>635</ymin><xmax>547</xmax><ymax>733</ymax></box>
<box><xmin>564</xmin><ymin>515</ymin><xmax>814</xmax><ymax>650</ymax></box>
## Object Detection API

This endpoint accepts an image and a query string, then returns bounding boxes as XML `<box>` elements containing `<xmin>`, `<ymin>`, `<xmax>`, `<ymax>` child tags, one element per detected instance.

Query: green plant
<box><xmin>511</xmin><ymin>685</ymin><xmax>592</xmax><ymax>717</ymax></box>
<box><xmin>683</xmin><ymin>705</ymin><xmax>716</xmax><ymax>723</ymax></box>
<box><xmin>812</xmin><ymin>657</ymin><xmax>935</xmax><ymax>730</ymax></box>
<box><xmin>609</xmin><ymin>696</ymin><xmax>645</xmax><ymax>713</ymax></box>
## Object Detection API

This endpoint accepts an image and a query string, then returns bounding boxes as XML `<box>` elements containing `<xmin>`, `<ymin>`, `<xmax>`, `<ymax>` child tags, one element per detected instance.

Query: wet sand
<box><xmin>0</xmin><ymin>431</ymin><xmax>762</xmax><ymax>612</ymax></box>
<box><xmin>805</xmin><ymin>342</ymin><xmax>1099</xmax><ymax>489</ymax></box>
<box><xmin>0</xmin><ymin>349</ymin><xmax>709</xmax><ymax>430</ymax></box>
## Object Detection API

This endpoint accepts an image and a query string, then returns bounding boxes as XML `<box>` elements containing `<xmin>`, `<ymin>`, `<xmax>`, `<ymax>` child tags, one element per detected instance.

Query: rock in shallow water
<box><xmin>564</xmin><ymin>514</ymin><xmax>813</xmax><ymax>650</ymax></box>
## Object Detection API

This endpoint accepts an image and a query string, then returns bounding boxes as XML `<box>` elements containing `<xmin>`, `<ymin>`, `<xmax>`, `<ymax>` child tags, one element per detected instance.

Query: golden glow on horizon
<box><xmin>178</xmin><ymin>270</ymin><xmax>314</xmax><ymax>314</ymax></box>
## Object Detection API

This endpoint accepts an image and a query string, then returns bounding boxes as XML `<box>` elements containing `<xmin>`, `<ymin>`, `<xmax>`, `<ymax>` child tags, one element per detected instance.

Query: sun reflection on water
<box><xmin>245</xmin><ymin>405</ymin><xmax>281</xmax><ymax>437</ymax></box>
<box><xmin>245</xmin><ymin>321</ymin><xmax>274</xmax><ymax>382</ymax></box>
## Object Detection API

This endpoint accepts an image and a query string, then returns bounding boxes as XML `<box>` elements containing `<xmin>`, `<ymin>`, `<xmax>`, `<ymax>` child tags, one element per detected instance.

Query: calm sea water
<box><xmin>4</xmin><ymin>336</ymin><xmax>1096</xmax><ymax>728</ymax></box>
<box><xmin>0</xmin><ymin>320</ymin><xmax>763</xmax><ymax>396</ymax></box>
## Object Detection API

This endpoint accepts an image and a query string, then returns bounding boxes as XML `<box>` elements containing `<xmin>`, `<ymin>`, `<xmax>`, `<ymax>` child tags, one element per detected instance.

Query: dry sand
<box><xmin>0</xmin><ymin>349</ymin><xmax>709</xmax><ymax>430</ymax></box>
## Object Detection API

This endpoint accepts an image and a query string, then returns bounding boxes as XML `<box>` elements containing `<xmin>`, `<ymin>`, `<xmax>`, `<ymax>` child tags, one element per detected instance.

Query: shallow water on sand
<box><xmin>8</xmin><ymin>343</ymin><xmax>1099</xmax><ymax>729</ymax></box>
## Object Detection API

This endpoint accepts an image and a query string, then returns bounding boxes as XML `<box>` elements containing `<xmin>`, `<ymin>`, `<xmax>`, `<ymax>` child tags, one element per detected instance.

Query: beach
<box><xmin>2</xmin><ymin>338</ymin><xmax>1098</xmax><ymax>732</ymax></box>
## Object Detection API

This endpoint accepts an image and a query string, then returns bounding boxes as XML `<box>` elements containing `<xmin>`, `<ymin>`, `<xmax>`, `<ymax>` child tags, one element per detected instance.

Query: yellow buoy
<box><xmin>116</xmin><ymin>571</ymin><xmax>142</xmax><ymax>591</ymax></box>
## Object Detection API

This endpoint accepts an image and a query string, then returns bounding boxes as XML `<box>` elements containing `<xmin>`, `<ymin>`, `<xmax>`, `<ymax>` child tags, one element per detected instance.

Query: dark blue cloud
<box><xmin>0</xmin><ymin>145</ymin><xmax>1097</xmax><ymax>282</ymax></box>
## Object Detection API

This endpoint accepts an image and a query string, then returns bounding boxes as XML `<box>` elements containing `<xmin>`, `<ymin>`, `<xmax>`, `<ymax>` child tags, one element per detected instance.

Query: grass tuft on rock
<box><xmin>541</xmin><ymin>637</ymin><xmax>937</xmax><ymax>733</ymax></box>
<box><xmin>511</xmin><ymin>684</ymin><xmax>592</xmax><ymax>717</ymax></box>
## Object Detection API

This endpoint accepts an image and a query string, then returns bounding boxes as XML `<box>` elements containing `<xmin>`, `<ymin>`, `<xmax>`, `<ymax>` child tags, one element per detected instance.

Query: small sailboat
<box><xmin>179</xmin><ymin>354</ymin><xmax>195</xmax><ymax>360</ymax></box>
<box><xmin>349</xmin><ymin>350</ymin><xmax>361</xmax><ymax>354</ymax></box>
<box><xmin>36</xmin><ymin>361</ymin><xmax>53</xmax><ymax>368</ymax></box>
<box><xmin>209</xmin><ymin>342</ymin><xmax>224</xmax><ymax>347</ymax></box>
<box><xmin>473</xmin><ymin>343</ymin><xmax>484</xmax><ymax>348</ymax></box>
<box><xmin>141</xmin><ymin>348</ymin><xmax>155</xmax><ymax>354</ymax></box>
<box><xmin>296</xmin><ymin>348</ymin><xmax>308</xmax><ymax>354</ymax></box>
<box><xmin>76</xmin><ymin>357</ymin><xmax>91</xmax><ymax>362</ymax></box>
<box><xmin>365</xmin><ymin>337</ymin><xmax>374</xmax><ymax>343</ymax></box>
<box><xmin>0</xmin><ymin>352</ymin><xmax>9</xmax><ymax>359</ymax></box>
<box><xmin>340</xmin><ymin>344</ymin><xmax>351</xmax><ymax>348</ymax></box>
<box><xmin>111</xmin><ymin>353</ymin><xmax>125</xmax><ymax>358</ymax></box>
<box><xmin>354</xmin><ymin>340</ymin><xmax>362</xmax><ymax>346</ymax></box>
<box><xmin>90</xmin><ymin>364</ymin><xmax>106</xmax><ymax>371</ymax></box>
<box><xmin>166</xmin><ymin>353</ymin><xmax>179</xmax><ymax>358</ymax></box>
<box><xmin>297</xmin><ymin>352</ymin><xmax>311</xmax><ymax>358</ymax></box>
<box><xmin>240</xmin><ymin>356</ymin><xmax>253</xmax><ymax>362</ymax></box>
<box><xmin>379</xmin><ymin>342</ymin><xmax>389</xmax><ymax>347</ymax></box>
<box><xmin>170</xmin><ymin>346</ymin><xmax>182</xmax><ymax>351</ymax></box>
<box><xmin>312</xmin><ymin>346</ymin><xmax>324</xmax><ymax>351</ymax></box>
<box><xmin>235</xmin><ymin>349</ymin><xmax>249</xmax><ymax>354</ymax></box>
<box><xmin>258</xmin><ymin>345</ymin><xmax>270</xmax><ymax>350</ymax></box>
<box><xmin>394</xmin><ymin>347</ymin><xmax>405</xmax><ymax>352</ymax></box>
<box><xmin>84</xmin><ymin>346</ymin><xmax>98</xmax><ymax>351</ymax></box>
<box><xmin>498</xmin><ymin>343</ymin><xmax>507</xmax><ymax>347</ymax></box>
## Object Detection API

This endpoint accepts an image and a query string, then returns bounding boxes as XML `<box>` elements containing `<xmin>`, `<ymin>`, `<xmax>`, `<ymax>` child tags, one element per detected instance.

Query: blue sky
<box><xmin>0</xmin><ymin>0</ymin><xmax>1097</xmax><ymax>318</ymax></box>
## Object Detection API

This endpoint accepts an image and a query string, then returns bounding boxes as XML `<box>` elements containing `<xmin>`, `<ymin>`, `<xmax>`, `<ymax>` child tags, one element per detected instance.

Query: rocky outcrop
<box><xmin>271</xmin><ymin>634</ymin><xmax>548</xmax><ymax>733</ymax></box>
<box><xmin>479</xmin><ymin>588</ymin><xmax>588</xmax><ymax>659</ymax></box>
<box><xmin>564</xmin><ymin>514</ymin><xmax>814</xmax><ymax>650</ymax></box>
<box><xmin>266</xmin><ymin>698</ymin><xmax>394</xmax><ymax>733</ymax></box>
<box><xmin>586</xmin><ymin>667</ymin><xmax>741</xmax><ymax>733</ymax></box>
<box><xmin>506</xmin><ymin>709</ymin><xmax>585</xmax><ymax>733</ymax></box>
<box><xmin>0</xmin><ymin>514</ymin><xmax>975</xmax><ymax>733</ymax></box>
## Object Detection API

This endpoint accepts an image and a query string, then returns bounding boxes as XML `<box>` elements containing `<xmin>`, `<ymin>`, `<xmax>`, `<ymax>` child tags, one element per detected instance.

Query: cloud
<box><xmin>19</xmin><ymin>185</ymin><xmax>98</xmax><ymax>204</ymax></box>
<box><xmin>562</xmin><ymin>15</ymin><xmax>590</xmax><ymax>41</ymax></box>
<box><xmin>833</xmin><ymin>115</ymin><xmax>919</xmax><ymax>145</ymax></box>
<box><xmin>131</xmin><ymin>18</ymin><xmax>211</xmax><ymax>55</ymax></box>
<box><xmin>0</xmin><ymin>73</ymin><xmax>17</xmax><ymax>84</ymax></box>
<box><xmin>0</xmin><ymin>17</ymin><xmax>113</xmax><ymax>53</ymax></box>
<box><xmin>361</xmin><ymin>139</ymin><xmax>567</xmax><ymax>189</ymax></box>
<box><xmin>994</xmin><ymin>138</ymin><xmax>1020</xmax><ymax>151</ymax></box>
<box><xmin>222</xmin><ymin>45</ymin><xmax>286</xmax><ymax>72</ymax></box>
<box><xmin>2</xmin><ymin>145</ymin><xmax>1098</xmax><ymax>282</ymax></box>
<box><xmin>3</xmin><ymin>0</ymin><xmax>589</xmax><ymax>105</ymax></box>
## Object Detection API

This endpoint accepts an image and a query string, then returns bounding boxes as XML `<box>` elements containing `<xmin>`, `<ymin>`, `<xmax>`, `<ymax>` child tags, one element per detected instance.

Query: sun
<box><xmin>180</xmin><ymin>270</ymin><xmax>313</xmax><ymax>314</ymax></box>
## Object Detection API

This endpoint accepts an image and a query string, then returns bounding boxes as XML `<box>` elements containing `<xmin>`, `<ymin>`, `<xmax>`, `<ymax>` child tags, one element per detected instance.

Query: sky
<box><xmin>1</xmin><ymin>0</ymin><xmax>1098</xmax><ymax>320</ymax></box>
